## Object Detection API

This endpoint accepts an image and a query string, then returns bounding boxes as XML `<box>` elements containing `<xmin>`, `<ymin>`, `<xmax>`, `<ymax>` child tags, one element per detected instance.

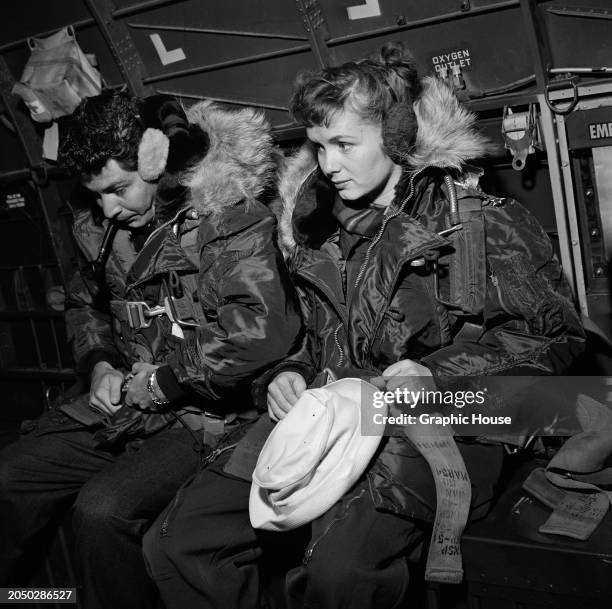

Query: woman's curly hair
<box><xmin>290</xmin><ymin>41</ymin><xmax>422</xmax><ymax>127</ymax></box>
<box><xmin>58</xmin><ymin>89</ymin><xmax>144</xmax><ymax>178</ymax></box>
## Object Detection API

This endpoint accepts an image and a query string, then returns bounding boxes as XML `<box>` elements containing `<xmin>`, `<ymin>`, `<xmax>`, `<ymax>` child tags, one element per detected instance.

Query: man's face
<box><xmin>83</xmin><ymin>159</ymin><xmax>157</xmax><ymax>228</ymax></box>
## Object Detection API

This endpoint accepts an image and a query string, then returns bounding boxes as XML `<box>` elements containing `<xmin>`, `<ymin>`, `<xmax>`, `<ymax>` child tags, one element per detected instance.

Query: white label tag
<box><xmin>150</xmin><ymin>33</ymin><xmax>186</xmax><ymax>66</ymax></box>
<box><xmin>347</xmin><ymin>0</ymin><xmax>381</xmax><ymax>20</ymax></box>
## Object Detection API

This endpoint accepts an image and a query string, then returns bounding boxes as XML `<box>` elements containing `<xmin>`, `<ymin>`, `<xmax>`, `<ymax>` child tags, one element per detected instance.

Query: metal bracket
<box><xmin>125</xmin><ymin>301</ymin><xmax>166</xmax><ymax>329</ymax></box>
<box><xmin>84</xmin><ymin>0</ymin><xmax>154</xmax><ymax>97</ymax></box>
<box><xmin>545</xmin><ymin>76</ymin><xmax>580</xmax><ymax>115</ymax></box>
<box><xmin>295</xmin><ymin>0</ymin><xmax>335</xmax><ymax>67</ymax></box>
<box><xmin>502</xmin><ymin>104</ymin><xmax>541</xmax><ymax>170</ymax></box>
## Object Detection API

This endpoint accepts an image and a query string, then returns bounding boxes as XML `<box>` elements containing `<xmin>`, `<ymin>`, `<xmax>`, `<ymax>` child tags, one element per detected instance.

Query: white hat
<box><xmin>249</xmin><ymin>378</ymin><xmax>386</xmax><ymax>531</ymax></box>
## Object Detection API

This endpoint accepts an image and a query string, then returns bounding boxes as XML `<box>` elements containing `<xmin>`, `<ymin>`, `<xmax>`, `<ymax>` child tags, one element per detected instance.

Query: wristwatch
<box><xmin>146</xmin><ymin>370</ymin><xmax>171</xmax><ymax>410</ymax></box>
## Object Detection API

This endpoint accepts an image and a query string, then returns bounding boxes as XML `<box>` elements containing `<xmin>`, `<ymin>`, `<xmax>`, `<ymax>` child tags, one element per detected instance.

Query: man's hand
<box><xmin>267</xmin><ymin>371</ymin><xmax>307</xmax><ymax>422</ymax></box>
<box><xmin>125</xmin><ymin>362</ymin><xmax>160</xmax><ymax>410</ymax></box>
<box><xmin>90</xmin><ymin>361</ymin><xmax>125</xmax><ymax>415</ymax></box>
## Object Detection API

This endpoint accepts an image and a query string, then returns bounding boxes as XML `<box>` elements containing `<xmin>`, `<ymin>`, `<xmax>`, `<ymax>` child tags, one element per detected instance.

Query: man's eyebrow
<box><xmin>100</xmin><ymin>181</ymin><xmax>127</xmax><ymax>193</ymax></box>
<box><xmin>329</xmin><ymin>135</ymin><xmax>356</xmax><ymax>143</ymax></box>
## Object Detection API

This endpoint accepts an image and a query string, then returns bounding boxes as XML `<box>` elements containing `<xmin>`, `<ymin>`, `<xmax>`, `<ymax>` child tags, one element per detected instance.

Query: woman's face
<box><xmin>306</xmin><ymin>108</ymin><xmax>402</xmax><ymax>207</ymax></box>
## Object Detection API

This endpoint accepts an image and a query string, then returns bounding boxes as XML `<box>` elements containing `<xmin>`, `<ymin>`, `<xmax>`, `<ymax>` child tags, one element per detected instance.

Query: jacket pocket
<box><xmin>30</xmin><ymin>408</ymin><xmax>90</xmax><ymax>437</ymax></box>
<box><xmin>490</xmin><ymin>253</ymin><xmax>566</xmax><ymax>335</ymax></box>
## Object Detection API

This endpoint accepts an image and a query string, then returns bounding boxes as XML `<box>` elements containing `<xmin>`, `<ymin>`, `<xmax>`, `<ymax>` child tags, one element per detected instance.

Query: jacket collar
<box><xmin>125</xmin><ymin>216</ymin><xmax>199</xmax><ymax>289</ymax></box>
<box><xmin>276</xmin><ymin>76</ymin><xmax>491</xmax><ymax>259</ymax></box>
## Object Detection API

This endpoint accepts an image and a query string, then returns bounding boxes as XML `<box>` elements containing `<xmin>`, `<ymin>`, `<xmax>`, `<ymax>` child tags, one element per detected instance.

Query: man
<box><xmin>0</xmin><ymin>90</ymin><xmax>301</xmax><ymax>609</ymax></box>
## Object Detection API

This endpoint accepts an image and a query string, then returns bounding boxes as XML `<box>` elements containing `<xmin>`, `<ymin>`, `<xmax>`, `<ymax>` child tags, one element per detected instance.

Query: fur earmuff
<box><xmin>137</xmin><ymin>127</ymin><xmax>169</xmax><ymax>181</ymax></box>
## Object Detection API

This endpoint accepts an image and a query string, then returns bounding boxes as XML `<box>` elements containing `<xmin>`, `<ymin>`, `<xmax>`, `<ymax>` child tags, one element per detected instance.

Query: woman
<box><xmin>143</xmin><ymin>43</ymin><xmax>584</xmax><ymax>609</ymax></box>
<box><xmin>266</xmin><ymin>42</ymin><xmax>584</xmax><ymax>607</ymax></box>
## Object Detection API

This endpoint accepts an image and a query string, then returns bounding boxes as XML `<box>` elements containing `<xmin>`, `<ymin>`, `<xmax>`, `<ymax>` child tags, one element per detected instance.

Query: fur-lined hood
<box><xmin>175</xmin><ymin>101</ymin><xmax>276</xmax><ymax>218</ymax></box>
<box><xmin>277</xmin><ymin>76</ymin><xmax>490</xmax><ymax>256</ymax></box>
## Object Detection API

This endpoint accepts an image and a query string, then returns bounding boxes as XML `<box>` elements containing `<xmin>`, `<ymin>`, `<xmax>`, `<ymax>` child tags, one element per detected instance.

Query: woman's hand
<box><xmin>379</xmin><ymin>358</ymin><xmax>433</xmax><ymax>393</ymax></box>
<box><xmin>89</xmin><ymin>361</ymin><xmax>125</xmax><ymax>415</ymax></box>
<box><xmin>267</xmin><ymin>371</ymin><xmax>307</xmax><ymax>422</ymax></box>
<box><xmin>124</xmin><ymin>362</ymin><xmax>160</xmax><ymax>410</ymax></box>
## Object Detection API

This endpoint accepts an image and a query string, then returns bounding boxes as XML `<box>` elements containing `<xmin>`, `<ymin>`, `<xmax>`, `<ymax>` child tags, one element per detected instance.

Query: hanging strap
<box><xmin>403</xmin><ymin>421</ymin><xmax>472</xmax><ymax>584</ymax></box>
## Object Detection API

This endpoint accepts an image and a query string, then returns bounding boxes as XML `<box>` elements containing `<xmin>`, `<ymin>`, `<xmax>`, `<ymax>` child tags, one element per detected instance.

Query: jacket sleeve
<box><xmin>64</xmin><ymin>256</ymin><xmax>124</xmax><ymax>377</ymax></box>
<box><xmin>166</xmin><ymin>211</ymin><xmax>302</xmax><ymax>403</ymax></box>
<box><xmin>251</xmin><ymin>280</ymin><xmax>319</xmax><ymax>407</ymax></box>
<box><xmin>420</xmin><ymin>198</ymin><xmax>585</xmax><ymax>379</ymax></box>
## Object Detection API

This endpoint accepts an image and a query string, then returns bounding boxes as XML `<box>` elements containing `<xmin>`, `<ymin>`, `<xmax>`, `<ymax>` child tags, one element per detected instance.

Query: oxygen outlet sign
<box><xmin>430</xmin><ymin>45</ymin><xmax>473</xmax><ymax>74</ymax></box>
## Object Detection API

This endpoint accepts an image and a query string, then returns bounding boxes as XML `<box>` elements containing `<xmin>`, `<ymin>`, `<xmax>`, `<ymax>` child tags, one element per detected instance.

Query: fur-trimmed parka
<box><xmin>65</xmin><ymin>102</ymin><xmax>301</xmax><ymax>441</ymax></box>
<box><xmin>262</xmin><ymin>77</ymin><xmax>585</xmax><ymax>521</ymax></box>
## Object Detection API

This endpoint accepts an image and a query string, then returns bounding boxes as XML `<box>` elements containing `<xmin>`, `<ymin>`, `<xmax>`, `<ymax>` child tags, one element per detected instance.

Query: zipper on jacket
<box><xmin>489</xmin><ymin>270</ymin><xmax>514</xmax><ymax>316</ymax></box>
<box><xmin>200</xmin><ymin>442</ymin><xmax>239</xmax><ymax>467</ymax></box>
<box><xmin>353</xmin><ymin>169</ymin><xmax>423</xmax><ymax>289</ymax></box>
<box><xmin>352</xmin><ymin>171</ymin><xmax>421</xmax><ymax>364</ymax></box>
<box><xmin>303</xmin><ymin>488</ymin><xmax>366</xmax><ymax>566</ymax></box>
<box><xmin>333</xmin><ymin>323</ymin><xmax>345</xmax><ymax>366</ymax></box>
<box><xmin>159</xmin><ymin>487</ymin><xmax>185</xmax><ymax>537</ymax></box>
<box><xmin>297</xmin><ymin>271</ymin><xmax>349</xmax><ymax>328</ymax></box>
<box><xmin>297</xmin><ymin>274</ymin><xmax>349</xmax><ymax>366</ymax></box>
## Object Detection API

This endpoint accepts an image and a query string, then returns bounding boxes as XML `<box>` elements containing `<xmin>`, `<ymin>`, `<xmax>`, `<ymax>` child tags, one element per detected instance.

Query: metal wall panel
<box><xmin>329</xmin><ymin>6</ymin><xmax>534</xmax><ymax>94</ymax></box>
<box><xmin>151</xmin><ymin>51</ymin><xmax>319</xmax><ymax>120</ymax></box>
<box><xmin>543</xmin><ymin>0</ymin><xmax>612</xmax><ymax>69</ymax></box>
<box><xmin>0</xmin><ymin>0</ymin><xmax>91</xmax><ymax>49</ymax></box>
<box><xmin>121</xmin><ymin>0</ymin><xmax>308</xmax><ymax>38</ymax></box>
<box><xmin>317</xmin><ymin>0</ymin><xmax>510</xmax><ymax>40</ymax></box>
<box><xmin>116</xmin><ymin>0</ymin><xmax>319</xmax><ymax>125</ymax></box>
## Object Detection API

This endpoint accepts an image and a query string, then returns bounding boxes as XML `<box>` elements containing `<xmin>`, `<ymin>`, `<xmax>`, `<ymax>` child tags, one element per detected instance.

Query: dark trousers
<box><xmin>144</xmin><ymin>459</ymin><xmax>427</xmax><ymax>609</ymax></box>
<box><xmin>144</xmin><ymin>447</ymin><xmax>262</xmax><ymax>609</ymax></box>
<box><xmin>0</xmin><ymin>408</ymin><xmax>200</xmax><ymax>609</ymax></box>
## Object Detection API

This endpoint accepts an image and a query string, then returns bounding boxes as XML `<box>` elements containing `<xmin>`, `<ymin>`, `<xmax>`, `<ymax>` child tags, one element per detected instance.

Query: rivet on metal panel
<box><xmin>396</xmin><ymin>15</ymin><xmax>407</xmax><ymax>26</ymax></box>
<box><xmin>460</xmin><ymin>0</ymin><xmax>470</xmax><ymax>11</ymax></box>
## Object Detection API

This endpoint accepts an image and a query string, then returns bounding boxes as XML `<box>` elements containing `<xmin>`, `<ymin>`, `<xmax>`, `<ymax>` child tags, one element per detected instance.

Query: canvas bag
<box><xmin>12</xmin><ymin>26</ymin><xmax>102</xmax><ymax>123</ymax></box>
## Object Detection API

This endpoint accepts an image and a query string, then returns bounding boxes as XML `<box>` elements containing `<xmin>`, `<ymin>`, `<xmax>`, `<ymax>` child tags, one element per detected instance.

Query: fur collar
<box><xmin>277</xmin><ymin>77</ymin><xmax>491</xmax><ymax>256</ymax></box>
<box><xmin>179</xmin><ymin>101</ymin><xmax>276</xmax><ymax>218</ymax></box>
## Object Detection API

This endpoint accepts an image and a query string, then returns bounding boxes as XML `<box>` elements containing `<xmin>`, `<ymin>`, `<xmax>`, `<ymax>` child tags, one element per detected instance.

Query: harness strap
<box><xmin>404</xmin><ymin>421</ymin><xmax>471</xmax><ymax>584</ymax></box>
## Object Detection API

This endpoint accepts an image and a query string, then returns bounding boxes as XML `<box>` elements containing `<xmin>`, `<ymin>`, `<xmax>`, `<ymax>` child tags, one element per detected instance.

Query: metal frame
<box><xmin>85</xmin><ymin>0</ymin><xmax>154</xmax><ymax>96</ymax></box>
<box><xmin>326</xmin><ymin>0</ymin><xmax>520</xmax><ymax>47</ymax></box>
<box><xmin>295</xmin><ymin>0</ymin><xmax>335</xmax><ymax>67</ymax></box>
<box><xmin>554</xmin><ymin>110</ymin><xmax>589</xmax><ymax>315</ymax></box>
<box><xmin>536</xmin><ymin>94</ymin><xmax>579</xmax><ymax>302</ymax></box>
<box><xmin>541</xmin><ymin>82</ymin><xmax>612</xmax><ymax>315</ymax></box>
<box><xmin>0</xmin><ymin>57</ymin><xmax>74</xmax><ymax>292</ymax></box>
<box><xmin>142</xmin><ymin>44</ymin><xmax>311</xmax><ymax>85</ymax></box>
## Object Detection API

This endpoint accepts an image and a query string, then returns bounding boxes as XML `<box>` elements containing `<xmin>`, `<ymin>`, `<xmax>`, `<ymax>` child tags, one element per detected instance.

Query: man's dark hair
<box><xmin>58</xmin><ymin>89</ymin><xmax>144</xmax><ymax>178</ymax></box>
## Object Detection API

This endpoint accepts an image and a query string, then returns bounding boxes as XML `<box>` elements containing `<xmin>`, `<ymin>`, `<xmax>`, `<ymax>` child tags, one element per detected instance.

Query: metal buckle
<box><xmin>202</xmin><ymin>411</ymin><xmax>226</xmax><ymax>436</ymax></box>
<box><xmin>125</xmin><ymin>301</ymin><xmax>165</xmax><ymax>329</ymax></box>
<box><xmin>163</xmin><ymin>296</ymin><xmax>199</xmax><ymax>328</ymax></box>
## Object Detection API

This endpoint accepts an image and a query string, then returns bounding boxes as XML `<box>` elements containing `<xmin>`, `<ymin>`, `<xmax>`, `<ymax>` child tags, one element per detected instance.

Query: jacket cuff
<box><xmin>155</xmin><ymin>365</ymin><xmax>187</xmax><ymax>403</ymax></box>
<box><xmin>251</xmin><ymin>360</ymin><xmax>315</xmax><ymax>411</ymax></box>
<box><xmin>78</xmin><ymin>349</ymin><xmax>121</xmax><ymax>377</ymax></box>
